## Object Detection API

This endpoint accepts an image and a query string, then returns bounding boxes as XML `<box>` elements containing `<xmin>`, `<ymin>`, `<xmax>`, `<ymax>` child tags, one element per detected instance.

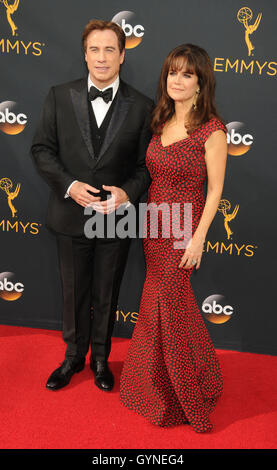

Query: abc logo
<box><xmin>112</xmin><ymin>11</ymin><xmax>144</xmax><ymax>49</ymax></box>
<box><xmin>226</xmin><ymin>121</ymin><xmax>253</xmax><ymax>156</ymax></box>
<box><xmin>0</xmin><ymin>271</ymin><xmax>24</xmax><ymax>301</ymax></box>
<box><xmin>0</xmin><ymin>101</ymin><xmax>27</xmax><ymax>135</ymax></box>
<box><xmin>202</xmin><ymin>294</ymin><xmax>233</xmax><ymax>324</ymax></box>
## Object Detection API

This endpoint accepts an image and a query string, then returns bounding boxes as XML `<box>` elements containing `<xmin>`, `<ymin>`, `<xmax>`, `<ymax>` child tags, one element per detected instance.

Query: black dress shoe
<box><xmin>46</xmin><ymin>357</ymin><xmax>85</xmax><ymax>391</ymax></box>
<box><xmin>90</xmin><ymin>360</ymin><xmax>114</xmax><ymax>391</ymax></box>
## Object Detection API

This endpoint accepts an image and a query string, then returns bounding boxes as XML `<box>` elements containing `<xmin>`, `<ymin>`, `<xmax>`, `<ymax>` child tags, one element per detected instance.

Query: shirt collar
<box><xmin>88</xmin><ymin>74</ymin><xmax>120</xmax><ymax>101</ymax></box>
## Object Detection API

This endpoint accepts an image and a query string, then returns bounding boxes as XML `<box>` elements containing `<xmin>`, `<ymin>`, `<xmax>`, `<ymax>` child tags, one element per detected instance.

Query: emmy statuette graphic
<box><xmin>237</xmin><ymin>7</ymin><xmax>262</xmax><ymax>56</ymax></box>
<box><xmin>0</xmin><ymin>0</ymin><xmax>20</xmax><ymax>36</ymax></box>
<box><xmin>218</xmin><ymin>199</ymin><xmax>239</xmax><ymax>240</ymax></box>
<box><xmin>0</xmin><ymin>177</ymin><xmax>20</xmax><ymax>217</ymax></box>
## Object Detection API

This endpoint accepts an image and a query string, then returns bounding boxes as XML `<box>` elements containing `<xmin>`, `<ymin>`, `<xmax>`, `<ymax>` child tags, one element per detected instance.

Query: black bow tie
<box><xmin>89</xmin><ymin>86</ymin><xmax>113</xmax><ymax>103</ymax></box>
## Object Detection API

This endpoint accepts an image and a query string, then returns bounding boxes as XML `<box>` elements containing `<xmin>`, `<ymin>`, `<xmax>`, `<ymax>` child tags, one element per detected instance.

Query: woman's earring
<box><xmin>193</xmin><ymin>88</ymin><xmax>200</xmax><ymax>110</ymax></box>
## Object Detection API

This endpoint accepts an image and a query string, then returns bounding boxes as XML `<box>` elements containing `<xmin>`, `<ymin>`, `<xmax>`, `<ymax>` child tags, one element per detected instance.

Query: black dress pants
<box><xmin>57</xmin><ymin>233</ymin><xmax>131</xmax><ymax>361</ymax></box>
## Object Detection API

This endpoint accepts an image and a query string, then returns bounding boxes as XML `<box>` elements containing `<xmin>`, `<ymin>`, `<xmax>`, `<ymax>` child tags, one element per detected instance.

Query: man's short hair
<box><xmin>82</xmin><ymin>19</ymin><xmax>126</xmax><ymax>53</ymax></box>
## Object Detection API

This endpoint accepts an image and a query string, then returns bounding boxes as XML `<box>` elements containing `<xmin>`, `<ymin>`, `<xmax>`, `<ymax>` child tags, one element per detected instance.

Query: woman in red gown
<box><xmin>120</xmin><ymin>44</ymin><xmax>227</xmax><ymax>433</ymax></box>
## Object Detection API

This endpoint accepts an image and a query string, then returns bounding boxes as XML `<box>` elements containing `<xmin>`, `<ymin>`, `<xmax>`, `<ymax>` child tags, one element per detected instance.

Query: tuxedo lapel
<box><xmin>70</xmin><ymin>81</ymin><xmax>95</xmax><ymax>162</ymax></box>
<box><xmin>96</xmin><ymin>82</ymin><xmax>134</xmax><ymax>163</ymax></box>
<box><xmin>69</xmin><ymin>79</ymin><xmax>134</xmax><ymax>168</ymax></box>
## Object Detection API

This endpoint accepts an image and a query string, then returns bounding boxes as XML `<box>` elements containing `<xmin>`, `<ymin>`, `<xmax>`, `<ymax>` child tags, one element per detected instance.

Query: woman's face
<box><xmin>166</xmin><ymin>59</ymin><xmax>199</xmax><ymax>105</ymax></box>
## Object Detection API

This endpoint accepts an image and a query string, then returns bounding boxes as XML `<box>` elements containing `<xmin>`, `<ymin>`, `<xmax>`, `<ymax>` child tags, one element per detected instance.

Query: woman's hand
<box><xmin>178</xmin><ymin>235</ymin><xmax>205</xmax><ymax>270</ymax></box>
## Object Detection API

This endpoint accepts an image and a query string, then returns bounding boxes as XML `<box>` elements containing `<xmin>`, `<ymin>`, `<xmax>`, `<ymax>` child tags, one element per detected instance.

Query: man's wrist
<box><xmin>65</xmin><ymin>180</ymin><xmax>78</xmax><ymax>198</ymax></box>
<box><xmin>120</xmin><ymin>189</ymin><xmax>131</xmax><ymax>207</ymax></box>
<box><xmin>121</xmin><ymin>189</ymin><xmax>130</xmax><ymax>203</ymax></box>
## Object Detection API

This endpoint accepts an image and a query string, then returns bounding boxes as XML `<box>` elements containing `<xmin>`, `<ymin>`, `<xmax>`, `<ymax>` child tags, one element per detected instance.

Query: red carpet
<box><xmin>1</xmin><ymin>325</ymin><xmax>277</xmax><ymax>449</ymax></box>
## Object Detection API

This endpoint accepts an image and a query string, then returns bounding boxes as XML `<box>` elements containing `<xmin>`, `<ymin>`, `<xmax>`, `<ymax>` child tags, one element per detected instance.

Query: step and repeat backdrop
<box><xmin>0</xmin><ymin>0</ymin><xmax>276</xmax><ymax>355</ymax></box>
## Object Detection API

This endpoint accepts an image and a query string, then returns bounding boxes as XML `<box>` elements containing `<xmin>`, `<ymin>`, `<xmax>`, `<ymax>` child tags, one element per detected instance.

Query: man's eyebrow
<box><xmin>89</xmin><ymin>46</ymin><xmax>116</xmax><ymax>49</ymax></box>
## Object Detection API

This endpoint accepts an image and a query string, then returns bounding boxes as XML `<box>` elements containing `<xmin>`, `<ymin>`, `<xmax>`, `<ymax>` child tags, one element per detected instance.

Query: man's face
<box><xmin>85</xmin><ymin>29</ymin><xmax>125</xmax><ymax>89</ymax></box>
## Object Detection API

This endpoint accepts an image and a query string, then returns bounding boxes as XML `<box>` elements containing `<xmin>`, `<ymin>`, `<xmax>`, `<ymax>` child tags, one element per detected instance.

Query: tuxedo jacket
<box><xmin>31</xmin><ymin>78</ymin><xmax>153</xmax><ymax>236</ymax></box>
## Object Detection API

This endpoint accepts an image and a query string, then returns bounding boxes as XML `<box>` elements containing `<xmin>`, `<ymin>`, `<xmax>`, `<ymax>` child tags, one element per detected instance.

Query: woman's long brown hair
<box><xmin>151</xmin><ymin>44</ymin><xmax>223</xmax><ymax>135</ymax></box>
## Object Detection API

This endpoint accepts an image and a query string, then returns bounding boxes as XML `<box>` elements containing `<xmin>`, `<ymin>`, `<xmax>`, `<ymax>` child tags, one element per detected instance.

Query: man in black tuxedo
<box><xmin>31</xmin><ymin>20</ymin><xmax>153</xmax><ymax>392</ymax></box>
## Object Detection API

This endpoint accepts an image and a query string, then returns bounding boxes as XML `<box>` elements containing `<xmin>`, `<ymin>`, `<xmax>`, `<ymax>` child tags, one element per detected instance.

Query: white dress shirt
<box><xmin>65</xmin><ymin>75</ymin><xmax>130</xmax><ymax>208</ymax></box>
<box><xmin>88</xmin><ymin>74</ymin><xmax>119</xmax><ymax>127</ymax></box>
<box><xmin>65</xmin><ymin>75</ymin><xmax>119</xmax><ymax>198</ymax></box>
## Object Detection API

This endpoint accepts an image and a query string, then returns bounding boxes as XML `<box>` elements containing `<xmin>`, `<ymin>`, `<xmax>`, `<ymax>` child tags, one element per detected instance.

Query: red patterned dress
<box><xmin>120</xmin><ymin>118</ymin><xmax>226</xmax><ymax>433</ymax></box>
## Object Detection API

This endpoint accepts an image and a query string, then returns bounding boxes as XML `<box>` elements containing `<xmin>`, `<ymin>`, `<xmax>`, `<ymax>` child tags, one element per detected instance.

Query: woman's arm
<box><xmin>179</xmin><ymin>129</ymin><xmax>227</xmax><ymax>269</ymax></box>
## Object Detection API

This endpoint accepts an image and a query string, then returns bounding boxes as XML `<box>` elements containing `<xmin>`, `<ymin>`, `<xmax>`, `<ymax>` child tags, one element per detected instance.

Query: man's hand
<box><xmin>90</xmin><ymin>185</ymin><xmax>129</xmax><ymax>214</ymax></box>
<box><xmin>69</xmin><ymin>181</ymin><xmax>101</xmax><ymax>208</ymax></box>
